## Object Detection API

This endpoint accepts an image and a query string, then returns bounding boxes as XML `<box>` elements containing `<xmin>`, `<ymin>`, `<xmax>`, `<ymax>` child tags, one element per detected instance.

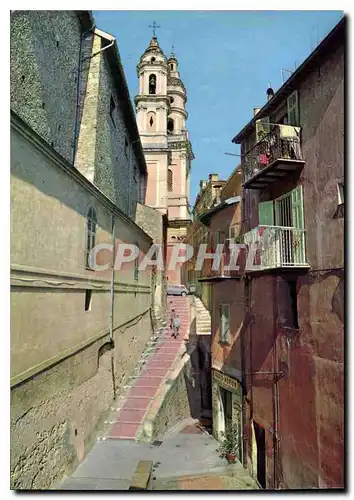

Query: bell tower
<box><xmin>135</xmin><ymin>35</ymin><xmax>170</xmax><ymax>214</ymax></box>
<box><xmin>135</xmin><ymin>29</ymin><xmax>194</xmax><ymax>283</ymax></box>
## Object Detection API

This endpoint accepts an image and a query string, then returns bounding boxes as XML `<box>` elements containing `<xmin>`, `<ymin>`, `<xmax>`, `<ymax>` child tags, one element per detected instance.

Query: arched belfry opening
<box><xmin>149</xmin><ymin>74</ymin><xmax>156</xmax><ymax>94</ymax></box>
<box><xmin>167</xmin><ymin>118</ymin><xmax>174</xmax><ymax>134</ymax></box>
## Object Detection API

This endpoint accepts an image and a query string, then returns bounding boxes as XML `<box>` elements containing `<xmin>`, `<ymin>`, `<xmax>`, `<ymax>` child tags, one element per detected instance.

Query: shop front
<box><xmin>212</xmin><ymin>368</ymin><xmax>243</xmax><ymax>463</ymax></box>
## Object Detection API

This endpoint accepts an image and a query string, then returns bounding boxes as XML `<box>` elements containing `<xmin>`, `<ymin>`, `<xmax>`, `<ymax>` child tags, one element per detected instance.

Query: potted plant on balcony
<box><xmin>217</xmin><ymin>423</ymin><xmax>239</xmax><ymax>463</ymax></box>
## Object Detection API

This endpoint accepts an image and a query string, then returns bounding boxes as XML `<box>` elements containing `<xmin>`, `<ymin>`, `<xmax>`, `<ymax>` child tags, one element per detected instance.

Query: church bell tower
<box><xmin>135</xmin><ymin>25</ymin><xmax>194</xmax><ymax>283</ymax></box>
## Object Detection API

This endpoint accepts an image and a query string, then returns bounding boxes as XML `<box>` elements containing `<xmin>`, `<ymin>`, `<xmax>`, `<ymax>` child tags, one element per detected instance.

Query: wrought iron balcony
<box><xmin>243</xmin><ymin>124</ymin><xmax>305</xmax><ymax>189</ymax></box>
<box><xmin>243</xmin><ymin>225</ymin><xmax>310</xmax><ymax>271</ymax></box>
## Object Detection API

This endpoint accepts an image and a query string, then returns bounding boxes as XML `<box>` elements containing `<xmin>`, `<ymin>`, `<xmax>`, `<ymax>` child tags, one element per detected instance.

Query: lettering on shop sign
<box><xmin>213</xmin><ymin>370</ymin><xmax>242</xmax><ymax>395</ymax></box>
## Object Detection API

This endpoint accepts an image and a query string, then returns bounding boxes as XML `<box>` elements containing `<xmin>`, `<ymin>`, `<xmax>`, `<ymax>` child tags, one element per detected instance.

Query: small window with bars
<box><xmin>219</xmin><ymin>303</ymin><xmax>230</xmax><ymax>344</ymax></box>
<box><xmin>85</xmin><ymin>207</ymin><xmax>97</xmax><ymax>269</ymax></box>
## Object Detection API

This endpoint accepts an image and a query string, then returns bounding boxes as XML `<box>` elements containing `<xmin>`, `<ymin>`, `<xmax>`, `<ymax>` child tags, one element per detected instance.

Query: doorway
<box><xmin>220</xmin><ymin>387</ymin><xmax>233</xmax><ymax>433</ymax></box>
<box><xmin>254</xmin><ymin>422</ymin><xmax>266</xmax><ymax>488</ymax></box>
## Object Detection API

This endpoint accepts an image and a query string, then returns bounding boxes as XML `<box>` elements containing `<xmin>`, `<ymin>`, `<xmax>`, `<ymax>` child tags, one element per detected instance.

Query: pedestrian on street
<box><xmin>172</xmin><ymin>314</ymin><xmax>181</xmax><ymax>338</ymax></box>
<box><xmin>170</xmin><ymin>308</ymin><xmax>176</xmax><ymax>330</ymax></box>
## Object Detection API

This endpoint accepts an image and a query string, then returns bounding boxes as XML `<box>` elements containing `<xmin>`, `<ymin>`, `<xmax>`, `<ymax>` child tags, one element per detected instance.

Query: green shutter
<box><xmin>287</xmin><ymin>91</ymin><xmax>299</xmax><ymax>126</ymax></box>
<box><xmin>258</xmin><ymin>200</ymin><xmax>275</xmax><ymax>226</ymax></box>
<box><xmin>256</xmin><ymin>116</ymin><xmax>270</xmax><ymax>141</ymax></box>
<box><xmin>291</xmin><ymin>185</ymin><xmax>304</xmax><ymax>229</ymax></box>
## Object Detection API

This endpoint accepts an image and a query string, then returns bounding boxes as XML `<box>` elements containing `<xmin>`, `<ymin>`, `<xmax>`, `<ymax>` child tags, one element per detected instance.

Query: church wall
<box><xmin>11</xmin><ymin>115</ymin><xmax>153</xmax><ymax>489</ymax></box>
<box><xmin>10</xmin><ymin>10</ymin><xmax>82</xmax><ymax>164</ymax></box>
<box><xmin>75</xmin><ymin>31</ymin><xmax>140</xmax><ymax>219</ymax></box>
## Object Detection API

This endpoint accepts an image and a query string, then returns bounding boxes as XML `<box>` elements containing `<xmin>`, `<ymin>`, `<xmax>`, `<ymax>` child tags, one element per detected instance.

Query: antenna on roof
<box><xmin>281</xmin><ymin>69</ymin><xmax>293</xmax><ymax>85</ymax></box>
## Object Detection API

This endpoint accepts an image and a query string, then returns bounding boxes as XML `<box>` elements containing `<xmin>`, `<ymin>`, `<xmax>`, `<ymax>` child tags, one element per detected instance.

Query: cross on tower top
<box><xmin>149</xmin><ymin>21</ymin><xmax>161</xmax><ymax>37</ymax></box>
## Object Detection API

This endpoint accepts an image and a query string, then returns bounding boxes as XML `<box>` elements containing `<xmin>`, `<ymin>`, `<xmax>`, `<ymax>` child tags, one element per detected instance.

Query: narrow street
<box><xmin>10</xmin><ymin>10</ymin><xmax>345</xmax><ymax>491</ymax></box>
<box><xmin>58</xmin><ymin>419</ymin><xmax>257</xmax><ymax>491</ymax></box>
<box><xmin>57</xmin><ymin>295</ymin><xmax>257</xmax><ymax>490</ymax></box>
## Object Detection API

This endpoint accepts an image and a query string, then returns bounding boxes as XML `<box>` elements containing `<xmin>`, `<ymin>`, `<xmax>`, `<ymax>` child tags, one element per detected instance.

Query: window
<box><xmin>86</xmin><ymin>207</ymin><xmax>97</xmax><ymax>268</ymax></box>
<box><xmin>110</xmin><ymin>96</ymin><xmax>116</xmax><ymax>126</ymax></box>
<box><xmin>168</xmin><ymin>168</ymin><xmax>173</xmax><ymax>191</ymax></box>
<box><xmin>149</xmin><ymin>74</ymin><xmax>156</xmax><ymax>94</ymax></box>
<box><xmin>220</xmin><ymin>304</ymin><xmax>230</xmax><ymax>343</ymax></box>
<box><xmin>151</xmin><ymin>57</ymin><xmax>156</xmax><ymax>63</ymax></box>
<box><xmin>85</xmin><ymin>289</ymin><xmax>92</xmax><ymax>311</ymax></box>
<box><xmin>258</xmin><ymin>186</ymin><xmax>304</xmax><ymax>229</ymax></box>
<box><xmin>167</xmin><ymin>118</ymin><xmax>174</xmax><ymax>134</ymax></box>
<box><xmin>285</xmin><ymin>279</ymin><xmax>299</xmax><ymax>328</ymax></box>
<box><xmin>148</xmin><ymin>111</ymin><xmax>156</xmax><ymax>130</ymax></box>
<box><xmin>170</xmin><ymin>96</ymin><xmax>174</xmax><ymax>104</ymax></box>
<box><xmin>337</xmin><ymin>182</ymin><xmax>344</xmax><ymax>205</ymax></box>
<box><xmin>287</xmin><ymin>90</ymin><xmax>299</xmax><ymax>126</ymax></box>
<box><xmin>170</xmin><ymin>63</ymin><xmax>174</xmax><ymax>70</ymax></box>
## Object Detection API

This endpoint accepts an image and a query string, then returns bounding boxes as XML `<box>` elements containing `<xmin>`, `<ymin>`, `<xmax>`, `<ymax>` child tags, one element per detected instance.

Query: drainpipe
<box><xmin>272</xmin><ymin>277</ymin><xmax>280</xmax><ymax>489</ymax></box>
<box><xmin>110</xmin><ymin>214</ymin><xmax>117</xmax><ymax>399</ymax></box>
<box><xmin>240</xmin><ymin>276</ymin><xmax>248</xmax><ymax>469</ymax></box>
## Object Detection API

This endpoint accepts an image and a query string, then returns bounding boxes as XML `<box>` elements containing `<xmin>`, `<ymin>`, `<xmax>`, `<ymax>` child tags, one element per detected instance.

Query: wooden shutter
<box><xmin>256</xmin><ymin>117</ymin><xmax>270</xmax><ymax>141</ymax></box>
<box><xmin>287</xmin><ymin>91</ymin><xmax>299</xmax><ymax>126</ymax></box>
<box><xmin>291</xmin><ymin>185</ymin><xmax>304</xmax><ymax>229</ymax></box>
<box><xmin>258</xmin><ymin>200</ymin><xmax>275</xmax><ymax>226</ymax></box>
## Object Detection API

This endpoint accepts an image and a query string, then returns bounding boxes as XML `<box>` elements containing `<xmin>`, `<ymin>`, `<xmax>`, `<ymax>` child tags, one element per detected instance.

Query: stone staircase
<box><xmin>102</xmin><ymin>296</ymin><xmax>190</xmax><ymax>441</ymax></box>
<box><xmin>195</xmin><ymin>297</ymin><xmax>211</xmax><ymax>335</ymax></box>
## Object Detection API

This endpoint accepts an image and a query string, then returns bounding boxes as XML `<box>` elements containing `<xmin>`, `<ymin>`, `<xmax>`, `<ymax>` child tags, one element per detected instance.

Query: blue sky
<box><xmin>93</xmin><ymin>10</ymin><xmax>344</xmax><ymax>205</ymax></box>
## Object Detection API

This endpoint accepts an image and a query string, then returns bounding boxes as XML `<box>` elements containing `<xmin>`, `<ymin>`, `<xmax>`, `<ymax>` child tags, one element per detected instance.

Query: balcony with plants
<box><xmin>242</xmin><ymin>123</ymin><xmax>305</xmax><ymax>189</ymax></box>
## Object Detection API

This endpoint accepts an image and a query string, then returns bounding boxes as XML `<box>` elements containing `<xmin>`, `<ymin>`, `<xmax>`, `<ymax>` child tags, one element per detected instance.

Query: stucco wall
<box><xmin>11</xmin><ymin>116</ymin><xmax>153</xmax><ymax>489</ymax></box>
<box><xmin>10</xmin><ymin>11</ymin><xmax>81</xmax><ymax>164</ymax></box>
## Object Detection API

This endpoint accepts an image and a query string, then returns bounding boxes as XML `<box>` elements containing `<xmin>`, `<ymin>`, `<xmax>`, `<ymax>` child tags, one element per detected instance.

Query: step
<box><xmin>129</xmin><ymin>461</ymin><xmax>153</xmax><ymax>491</ymax></box>
<box><xmin>121</xmin><ymin>398</ymin><xmax>152</xmax><ymax>411</ymax></box>
<box><xmin>129</xmin><ymin>387</ymin><xmax>158</xmax><ymax>398</ymax></box>
<box><xmin>134</xmin><ymin>377</ymin><xmax>164</xmax><ymax>389</ymax></box>
<box><xmin>109</xmin><ymin>422</ymin><xmax>140</xmax><ymax>439</ymax></box>
<box><xmin>116</xmin><ymin>408</ymin><xmax>147</xmax><ymax>423</ymax></box>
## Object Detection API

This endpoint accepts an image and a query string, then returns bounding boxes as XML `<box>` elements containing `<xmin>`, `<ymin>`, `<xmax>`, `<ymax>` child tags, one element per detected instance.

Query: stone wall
<box><xmin>10</xmin><ymin>11</ymin><xmax>83</xmax><ymax>164</ymax></box>
<box><xmin>10</xmin><ymin>114</ymin><xmax>154</xmax><ymax>489</ymax></box>
<box><xmin>75</xmin><ymin>30</ymin><xmax>141</xmax><ymax>218</ymax></box>
<box><xmin>135</xmin><ymin>203</ymin><xmax>167</xmax><ymax>322</ymax></box>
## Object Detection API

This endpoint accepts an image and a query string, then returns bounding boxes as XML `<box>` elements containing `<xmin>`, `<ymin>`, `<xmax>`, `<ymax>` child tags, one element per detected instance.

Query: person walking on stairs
<box><xmin>171</xmin><ymin>314</ymin><xmax>181</xmax><ymax>339</ymax></box>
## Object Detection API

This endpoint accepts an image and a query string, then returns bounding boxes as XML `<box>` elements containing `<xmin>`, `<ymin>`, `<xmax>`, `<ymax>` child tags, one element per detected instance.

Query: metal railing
<box><xmin>243</xmin><ymin>124</ymin><xmax>303</xmax><ymax>184</ymax></box>
<box><xmin>201</xmin><ymin>245</ymin><xmax>246</xmax><ymax>279</ymax></box>
<box><xmin>243</xmin><ymin>225</ymin><xmax>308</xmax><ymax>270</ymax></box>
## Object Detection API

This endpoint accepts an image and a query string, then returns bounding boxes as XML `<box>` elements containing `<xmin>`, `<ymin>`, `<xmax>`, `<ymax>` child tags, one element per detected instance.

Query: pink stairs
<box><xmin>109</xmin><ymin>296</ymin><xmax>189</xmax><ymax>439</ymax></box>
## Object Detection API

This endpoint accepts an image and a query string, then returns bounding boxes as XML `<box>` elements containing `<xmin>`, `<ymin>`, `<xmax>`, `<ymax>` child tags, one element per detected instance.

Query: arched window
<box><xmin>168</xmin><ymin>168</ymin><xmax>173</xmax><ymax>192</ymax></box>
<box><xmin>149</xmin><ymin>74</ymin><xmax>156</xmax><ymax>94</ymax></box>
<box><xmin>86</xmin><ymin>207</ymin><xmax>97</xmax><ymax>268</ymax></box>
<box><xmin>151</xmin><ymin>57</ymin><xmax>156</xmax><ymax>63</ymax></box>
<box><xmin>170</xmin><ymin>63</ymin><xmax>174</xmax><ymax>70</ymax></box>
<box><xmin>167</xmin><ymin>118</ymin><xmax>174</xmax><ymax>134</ymax></box>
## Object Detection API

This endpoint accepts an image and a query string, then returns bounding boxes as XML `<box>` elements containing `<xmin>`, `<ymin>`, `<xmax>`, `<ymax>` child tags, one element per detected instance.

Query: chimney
<box><xmin>253</xmin><ymin>107</ymin><xmax>261</xmax><ymax>117</ymax></box>
<box><xmin>209</xmin><ymin>173</ymin><xmax>219</xmax><ymax>182</ymax></box>
<box><xmin>266</xmin><ymin>82</ymin><xmax>274</xmax><ymax>102</ymax></box>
